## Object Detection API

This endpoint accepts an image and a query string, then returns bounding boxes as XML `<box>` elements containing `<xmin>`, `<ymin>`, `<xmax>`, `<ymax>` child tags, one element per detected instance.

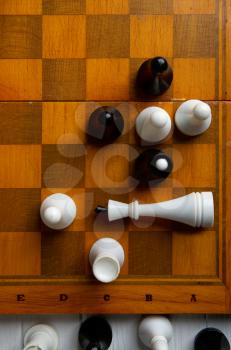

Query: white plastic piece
<box><xmin>40</xmin><ymin>193</ymin><xmax>77</xmax><ymax>230</ymax></box>
<box><xmin>107</xmin><ymin>192</ymin><xmax>214</xmax><ymax>228</ymax></box>
<box><xmin>175</xmin><ymin>100</ymin><xmax>212</xmax><ymax>136</ymax></box>
<box><xmin>23</xmin><ymin>324</ymin><xmax>58</xmax><ymax>350</ymax></box>
<box><xmin>136</xmin><ymin>107</ymin><xmax>172</xmax><ymax>144</ymax></box>
<box><xmin>155</xmin><ymin>158</ymin><xmax>169</xmax><ymax>171</ymax></box>
<box><xmin>139</xmin><ymin>316</ymin><xmax>173</xmax><ymax>350</ymax></box>
<box><xmin>89</xmin><ymin>238</ymin><xmax>125</xmax><ymax>283</ymax></box>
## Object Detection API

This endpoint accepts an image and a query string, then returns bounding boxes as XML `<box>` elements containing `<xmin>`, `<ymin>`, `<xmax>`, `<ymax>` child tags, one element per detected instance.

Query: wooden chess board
<box><xmin>0</xmin><ymin>0</ymin><xmax>230</xmax><ymax>314</ymax></box>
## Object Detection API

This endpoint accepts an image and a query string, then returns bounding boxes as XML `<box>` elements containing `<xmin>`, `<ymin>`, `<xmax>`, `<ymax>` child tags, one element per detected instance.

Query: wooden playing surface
<box><xmin>0</xmin><ymin>0</ymin><xmax>230</xmax><ymax>314</ymax></box>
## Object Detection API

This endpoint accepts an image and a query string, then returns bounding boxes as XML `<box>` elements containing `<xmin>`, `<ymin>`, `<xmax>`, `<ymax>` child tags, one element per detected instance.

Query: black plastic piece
<box><xmin>194</xmin><ymin>328</ymin><xmax>230</xmax><ymax>350</ymax></box>
<box><xmin>133</xmin><ymin>148</ymin><xmax>173</xmax><ymax>187</ymax></box>
<box><xmin>136</xmin><ymin>56</ymin><xmax>173</xmax><ymax>97</ymax></box>
<box><xmin>78</xmin><ymin>316</ymin><xmax>112</xmax><ymax>350</ymax></box>
<box><xmin>87</xmin><ymin>106</ymin><xmax>124</xmax><ymax>144</ymax></box>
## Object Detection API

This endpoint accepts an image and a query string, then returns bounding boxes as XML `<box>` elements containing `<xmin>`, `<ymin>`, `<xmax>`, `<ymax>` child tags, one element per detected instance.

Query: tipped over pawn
<box><xmin>89</xmin><ymin>238</ymin><xmax>125</xmax><ymax>283</ymax></box>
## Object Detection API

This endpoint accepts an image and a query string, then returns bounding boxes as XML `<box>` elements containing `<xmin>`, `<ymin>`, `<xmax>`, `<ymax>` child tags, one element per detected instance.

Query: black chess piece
<box><xmin>134</xmin><ymin>149</ymin><xmax>173</xmax><ymax>186</ymax></box>
<box><xmin>78</xmin><ymin>316</ymin><xmax>112</xmax><ymax>350</ymax></box>
<box><xmin>87</xmin><ymin>106</ymin><xmax>124</xmax><ymax>144</ymax></box>
<box><xmin>194</xmin><ymin>328</ymin><xmax>230</xmax><ymax>350</ymax></box>
<box><xmin>136</xmin><ymin>56</ymin><xmax>173</xmax><ymax>97</ymax></box>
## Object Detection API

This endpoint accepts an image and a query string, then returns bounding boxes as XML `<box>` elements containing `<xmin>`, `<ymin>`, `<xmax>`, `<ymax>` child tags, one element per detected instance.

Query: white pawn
<box><xmin>175</xmin><ymin>99</ymin><xmax>212</xmax><ymax>136</ymax></box>
<box><xmin>89</xmin><ymin>238</ymin><xmax>124</xmax><ymax>283</ymax></box>
<box><xmin>136</xmin><ymin>106</ymin><xmax>172</xmax><ymax>144</ymax></box>
<box><xmin>24</xmin><ymin>324</ymin><xmax>58</xmax><ymax>350</ymax></box>
<box><xmin>139</xmin><ymin>316</ymin><xmax>173</xmax><ymax>350</ymax></box>
<box><xmin>40</xmin><ymin>193</ymin><xmax>77</xmax><ymax>230</ymax></box>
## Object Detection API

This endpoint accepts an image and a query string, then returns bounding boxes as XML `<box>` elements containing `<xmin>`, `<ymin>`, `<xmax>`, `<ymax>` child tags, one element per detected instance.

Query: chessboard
<box><xmin>0</xmin><ymin>0</ymin><xmax>230</xmax><ymax>314</ymax></box>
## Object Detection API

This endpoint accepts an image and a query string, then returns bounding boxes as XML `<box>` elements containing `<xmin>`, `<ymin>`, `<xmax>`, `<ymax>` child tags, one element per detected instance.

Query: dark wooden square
<box><xmin>42</xmin><ymin>144</ymin><xmax>85</xmax><ymax>188</ymax></box>
<box><xmin>0</xmin><ymin>103</ymin><xmax>42</xmax><ymax>144</ymax></box>
<box><xmin>174</xmin><ymin>14</ymin><xmax>216</xmax><ymax>57</ymax></box>
<box><xmin>43</xmin><ymin>0</ymin><xmax>86</xmax><ymax>14</ymax></box>
<box><xmin>41</xmin><ymin>230</ymin><xmax>85</xmax><ymax>275</ymax></box>
<box><xmin>129</xmin><ymin>231</ymin><xmax>172</xmax><ymax>275</ymax></box>
<box><xmin>87</xmin><ymin>15</ymin><xmax>130</xmax><ymax>58</ymax></box>
<box><xmin>130</xmin><ymin>0</ymin><xmax>173</xmax><ymax>14</ymax></box>
<box><xmin>43</xmin><ymin>59</ymin><xmax>86</xmax><ymax>100</ymax></box>
<box><xmin>0</xmin><ymin>16</ymin><xmax>41</xmax><ymax>58</ymax></box>
<box><xmin>0</xmin><ymin>189</ymin><xmax>41</xmax><ymax>232</ymax></box>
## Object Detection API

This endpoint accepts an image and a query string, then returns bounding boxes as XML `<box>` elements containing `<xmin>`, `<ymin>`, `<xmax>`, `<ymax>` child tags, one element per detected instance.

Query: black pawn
<box><xmin>136</xmin><ymin>56</ymin><xmax>173</xmax><ymax>97</ymax></box>
<box><xmin>194</xmin><ymin>328</ymin><xmax>230</xmax><ymax>350</ymax></box>
<box><xmin>87</xmin><ymin>106</ymin><xmax>124</xmax><ymax>144</ymax></box>
<box><xmin>134</xmin><ymin>149</ymin><xmax>173</xmax><ymax>187</ymax></box>
<box><xmin>78</xmin><ymin>316</ymin><xmax>112</xmax><ymax>350</ymax></box>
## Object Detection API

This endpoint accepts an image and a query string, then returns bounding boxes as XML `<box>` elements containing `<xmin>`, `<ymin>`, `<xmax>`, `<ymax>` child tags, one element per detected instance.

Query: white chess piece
<box><xmin>175</xmin><ymin>100</ymin><xmax>212</xmax><ymax>136</ymax></box>
<box><xmin>40</xmin><ymin>193</ymin><xmax>77</xmax><ymax>230</ymax></box>
<box><xmin>139</xmin><ymin>316</ymin><xmax>173</xmax><ymax>350</ymax></box>
<box><xmin>136</xmin><ymin>106</ymin><xmax>172</xmax><ymax>144</ymax></box>
<box><xmin>89</xmin><ymin>238</ymin><xmax>124</xmax><ymax>283</ymax></box>
<box><xmin>23</xmin><ymin>324</ymin><xmax>58</xmax><ymax>350</ymax></box>
<box><xmin>106</xmin><ymin>192</ymin><xmax>214</xmax><ymax>228</ymax></box>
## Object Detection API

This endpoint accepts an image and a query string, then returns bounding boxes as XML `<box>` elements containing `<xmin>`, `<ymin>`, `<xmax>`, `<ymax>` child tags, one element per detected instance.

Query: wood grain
<box><xmin>0</xmin><ymin>0</ymin><xmax>228</xmax><ymax>315</ymax></box>
<box><xmin>86</xmin><ymin>0</ymin><xmax>129</xmax><ymax>14</ymax></box>
<box><xmin>0</xmin><ymin>103</ymin><xmax>42</xmax><ymax>144</ymax></box>
<box><xmin>87</xmin><ymin>15</ymin><xmax>130</xmax><ymax>58</ymax></box>
<box><xmin>172</xmin><ymin>230</ymin><xmax>217</xmax><ymax>275</ymax></box>
<box><xmin>130</xmin><ymin>15</ymin><xmax>173</xmax><ymax>58</ymax></box>
<box><xmin>86</xmin><ymin>59</ymin><xmax>129</xmax><ymax>100</ymax></box>
<box><xmin>173</xmin><ymin>58</ymin><xmax>216</xmax><ymax>100</ymax></box>
<box><xmin>0</xmin><ymin>16</ymin><xmax>42</xmax><ymax>58</ymax></box>
<box><xmin>0</xmin><ymin>59</ymin><xmax>42</xmax><ymax>100</ymax></box>
<box><xmin>0</xmin><ymin>145</ymin><xmax>41</xmax><ymax>188</ymax></box>
<box><xmin>0</xmin><ymin>0</ymin><xmax>42</xmax><ymax>14</ymax></box>
<box><xmin>0</xmin><ymin>232</ymin><xmax>41</xmax><ymax>275</ymax></box>
<box><xmin>173</xmin><ymin>0</ymin><xmax>216</xmax><ymax>14</ymax></box>
<box><xmin>43</xmin><ymin>0</ymin><xmax>85</xmax><ymax>14</ymax></box>
<box><xmin>43</xmin><ymin>16</ymin><xmax>86</xmax><ymax>58</ymax></box>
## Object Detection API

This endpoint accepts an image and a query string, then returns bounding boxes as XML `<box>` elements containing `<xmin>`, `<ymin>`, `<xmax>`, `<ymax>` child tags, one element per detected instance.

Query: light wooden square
<box><xmin>0</xmin><ymin>59</ymin><xmax>42</xmax><ymax>100</ymax></box>
<box><xmin>0</xmin><ymin>0</ymin><xmax>42</xmax><ymax>14</ymax></box>
<box><xmin>172</xmin><ymin>144</ymin><xmax>216</xmax><ymax>188</ymax></box>
<box><xmin>130</xmin><ymin>15</ymin><xmax>173</xmax><ymax>58</ymax></box>
<box><xmin>172</xmin><ymin>230</ymin><xmax>216</xmax><ymax>275</ymax></box>
<box><xmin>173</xmin><ymin>58</ymin><xmax>216</xmax><ymax>100</ymax></box>
<box><xmin>43</xmin><ymin>16</ymin><xmax>86</xmax><ymax>58</ymax></box>
<box><xmin>86</xmin><ymin>0</ymin><xmax>129</xmax><ymax>14</ymax></box>
<box><xmin>86</xmin><ymin>59</ymin><xmax>129</xmax><ymax>100</ymax></box>
<box><xmin>173</xmin><ymin>0</ymin><xmax>216</xmax><ymax>14</ymax></box>
<box><xmin>85</xmin><ymin>144</ymin><xmax>130</xmax><ymax>188</ymax></box>
<box><xmin>0</xmin><ymin>232</ymin><xmax>41</xmax><ymax>275</ymax></box>
<box><xmin>0</xmin><ymin>145</ymin><xmax>41</xmax><ymax>188</ymax></box>
<box><xmin>42</xmin><ymin>102</ymin><xmax>86</xmax><ymax>144</ymax></box>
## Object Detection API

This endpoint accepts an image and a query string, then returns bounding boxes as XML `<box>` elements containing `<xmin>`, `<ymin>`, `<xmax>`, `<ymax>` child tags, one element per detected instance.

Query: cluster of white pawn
<box><xmin>23</xmin><ymin>316</ymin><xmax>173</xmax><ymax>350</ymax></box>
<box><xmin>136</xmin><ymin>99</ymin><xmax>212</xmax><ymax>144</ymax></box>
